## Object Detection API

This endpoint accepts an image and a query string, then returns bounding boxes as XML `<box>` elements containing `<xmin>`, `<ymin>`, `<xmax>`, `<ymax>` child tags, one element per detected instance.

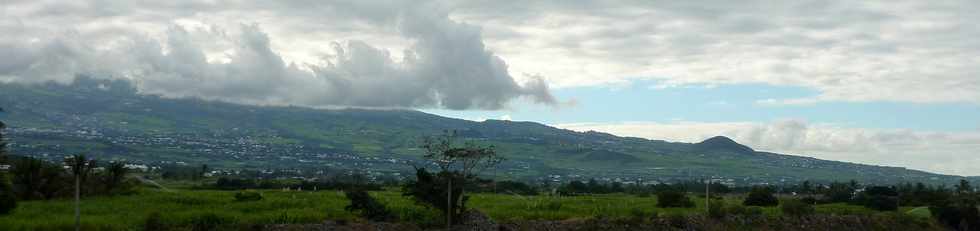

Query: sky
<box><xmin>1</xmin><ymin>1</ymin><xmax>979</xmax><ymax>175</ymax></box>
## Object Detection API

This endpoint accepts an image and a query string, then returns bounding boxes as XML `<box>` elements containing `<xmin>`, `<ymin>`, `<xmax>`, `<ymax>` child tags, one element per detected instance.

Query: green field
<box><xmin>1</xmin><ymin>187</ymin><xmax>913</xmax><ymax>231</ymax></box>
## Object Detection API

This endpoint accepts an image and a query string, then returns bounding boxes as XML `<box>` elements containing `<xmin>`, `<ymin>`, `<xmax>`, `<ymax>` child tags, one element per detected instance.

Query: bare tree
<box><xmin>420</xmin><ymin>130</ymin><xmax>503</xmax><ymax>227</ymax></box>
<box><xmin>421</xmin><ymin>130</ymin><xmax>504</xmax><ymax>178</ymax></box>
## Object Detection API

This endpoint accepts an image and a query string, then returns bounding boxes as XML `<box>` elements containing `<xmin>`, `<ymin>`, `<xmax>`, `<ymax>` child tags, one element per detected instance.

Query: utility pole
<box><xmin>446</xmin><ymin>176</ymin><xmax>452</xmax><ymax>229</ymax></box>
<box><xmin>66</xmin><ymin>154</ymin><xmax>91</xmax><ymax>231</ymax></box>
<box><xmin>493</xmin><ymin>166</ymin><xmax>497</xmax><ymax>194</ymax></box>
<box><xmin>441</xmin><ymin>158</ymin><xmax>452</xmax><ymax>229</ymax></box>
<box><xmin>75</xmin><ymin>169</ymin><xmax>80</xmax><ymax>231</ymax></box>
<box><xmin>705</xmin><ymin>178</ymin><xmax>710</xmax><ymax>214</ymax></box>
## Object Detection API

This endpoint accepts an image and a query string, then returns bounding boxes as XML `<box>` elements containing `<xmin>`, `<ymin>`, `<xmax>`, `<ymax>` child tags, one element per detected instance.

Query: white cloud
<box><xmin>1</xmin><ymin>0</ymin><xmax>976</xmax><ymax>174</ymax></box>
<box><xmin>557</xmin><ymin>120</ymin><xmax>980</xmax><ymax>176</ymax></box>
<box><xmin>449</xmin><ymin>1</ymin><xmax>980</xmax><ymax>104</ymax></box>
<box><xmin>4</xmin><ymin>0</ymin><xmax>978</xmax><ymax>107</ymax></box>
<box><xmin>0</xmin><ymin>0</ymin><xmax>556</xmax><ymax>110</ymax></box>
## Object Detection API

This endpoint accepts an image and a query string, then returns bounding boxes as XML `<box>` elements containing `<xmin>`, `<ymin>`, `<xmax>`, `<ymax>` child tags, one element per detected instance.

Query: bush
<box><xmin>191</xmin><ymin>213</ymin><xmax>229</xmax><ymax>231</ymax></box>
<box><xmin>0</xmin><ymin>173</ymin><xmax>16</xmax><ymax>215</ymax></box>
<box><xmin>709</xmin><ymin>201</ymin><xmax>764</xmax><ymax>219</ymax></box>
<box><xmin>233</xmin><ymin>191</ymin><xmax>263</xmax><ymax>202</ymax></box>
<box><xmin>800</xmin><ymin>196</ymin><xmax>817</xmax><ymax>205</ymax></box>
<box><xmin>344</xmin><ymin>189</ymin><xmax>393</xmax><ymax>222</ymax></box>
<box><xmin>0</xmin><ymin>194</ymin><xmax>14</xmax><ymax>215</ymax></box>
<box><xmin>744</xmin><ymin>206</ymin><xmax>764</xmax><ymax>217</ymax></box>
<box><xmin>781</xmin><ymin>199</ymin><xmax>815</xmax><ymax>217</ymax></box>
<box><xmin>743</xmin><ymin>187</ymin><xmax>778</xmax><ymax>207</ymax></box>
<box><xmin>930</xmin><ymin>200</ymin><xmax>980</xmax><ymax>230</ymax></box>
<box><xmin>854</xmin><ymin>186</ymin><xmax>899</xmax><ymax>211</ymax></box>
<box><xmin>724</xmin><ymin>204</ymin><xmax>766</xmax><ymax>218</ymax></box>
<box><xmin>144</xmin><ymin>211</ymin><xmax>165</xmax><ymax>231</ymax></box>
<box><xmin>530</xmin><ymin>199</ymin><xmax>562</xmax><ymax>211</ymax></box>
<box><xmin>272</xmin><ymin>211</ymin><xmax>300</xmax><ymax>224</ymax></box>
<box><xmin>657</xmin><ymin>191</ymin><xmax>694</xmax><ymax>208</ymax></box>
<box><xmin>402</xmin><ymin>168</ymin><xmax>467</xmax><ymax>220</ymax></box>
<box><xmin>492</xmin><ymin>180</ymin><xmax>538</xmax><ymax>196</ymax></box>
<box><xmin>707</xmin><ymin>200</ymin><xmax>727</xmax><ymax>219</ymax></box>
<box><xmin>863</xmin><ymin>195</ymin><xmax>898</xmax><ymax>211</ymax></box>
<box><xmin>724</xmin><ymin>203</ymin><xmax>747</xmax><ymax>215</ymax></box>
<box><xmin>630</xmin><ymin>207</ymin><xmax>650</xmax><ymax>220</ymax></box>
<box><xmin>396</xmin><ymin>206</ymin><xmax>441</xmax><ymax>228</ymax></box>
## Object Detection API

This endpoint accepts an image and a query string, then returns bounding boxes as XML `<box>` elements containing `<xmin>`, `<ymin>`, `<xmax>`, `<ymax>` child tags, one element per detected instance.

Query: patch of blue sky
<box><xmin>426</xmin><ymin>80</ymin><xmax>980</xmax><ymax>132</ymax></box>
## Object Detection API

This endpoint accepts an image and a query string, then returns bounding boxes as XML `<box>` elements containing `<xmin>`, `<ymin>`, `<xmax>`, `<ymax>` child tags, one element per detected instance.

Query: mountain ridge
<box><xmin>0</xmin><ymin>77</ymin><xmax>969</xmax><ymax>185</ymax></box>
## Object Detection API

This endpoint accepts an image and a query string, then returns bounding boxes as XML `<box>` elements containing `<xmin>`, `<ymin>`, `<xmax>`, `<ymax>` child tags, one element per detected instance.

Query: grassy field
<box><xmin>0</xmin><ymin>189</ymin><xmax>896</xmax><ymax>230</ymax></box>
<box><xmin>0</xmin><ymin>186</ymin><xmax>917</xmax><ymax>231</ymax></box>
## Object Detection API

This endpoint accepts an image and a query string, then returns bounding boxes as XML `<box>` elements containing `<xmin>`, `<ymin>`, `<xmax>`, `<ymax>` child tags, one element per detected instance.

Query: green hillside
<box><xmin>0</xmin><ymin>77</ymin><xmax>967</xmax><ymax>185</ymax></box>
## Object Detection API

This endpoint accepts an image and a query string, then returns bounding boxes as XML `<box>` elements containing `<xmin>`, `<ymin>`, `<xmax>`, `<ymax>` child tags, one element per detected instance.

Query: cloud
<box><xmin>5</xmin><ymin>0</ymin><xmax>977</xmax><ymax>106</ymax></box>
<box><xmin>448</xmin><ymin>1</ymin><xmax>980</xmax><ymax>104</ymax></box>
<box><xmin>557</xmin><ymin>120</ymin><xmax>980</xmax><ymax>176</ymax></box>
<box><xmin>0</xmin><ymin>0</ymin><xmax>555</xmax><ymax>110</ymax></box>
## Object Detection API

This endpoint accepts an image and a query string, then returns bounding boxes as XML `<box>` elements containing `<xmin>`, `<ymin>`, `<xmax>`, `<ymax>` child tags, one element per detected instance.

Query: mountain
<box><xmin>694</xmin><ymin>136</ymin><xmax>754</xmax><ymax>154</ymax></box>
<box><xmin>0</xmin><ymin>77</ymin><xmax>968</xmax><ymax>185</ymax></box>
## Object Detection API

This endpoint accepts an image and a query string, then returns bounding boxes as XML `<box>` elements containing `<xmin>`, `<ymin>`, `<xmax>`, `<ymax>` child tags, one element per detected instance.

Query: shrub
<box><xmin>800</xmin><ymin>196</ymin><xmax>817</xmax><ymax>205</ymax></box>
<box><xmin>824</xmin><ymin>182</ymin><xmax>856</xmax><ymax>203</ymax></box>
<box><xmin>144</xmin><ymin>211</ymin><xmax>165</xmax><ymax>231</ymax></box>
<box><xmin>396</xmin><ymin>206</ymin><xmax>441</xmax><ymax>228</ymax></box>
<box><xmin>191</xmin><ymin>213</ymin><xmax>229</xmax><ymax>231</ymax></box>
<box><xmin>863</xmin><ymin>195</ymin><xmax>898</xmax><ymax>211</ymax></box>
<box><xmin>743</xmin><ymin>187</ymin><xmax>778</xmax><ymax>207</ymax></box>
<box><xmin>724</xmin><ymin>204</ymin><xmax>747</xmax><ymax>215</ymax></box>
<box><xmin>402</xmin><ymin>168</ymin><xmax>467</xmax><ymax>220</ymax></box>
<box><xmin>233</xmin><ymin>191</ymin><xmax>263</xmax><ymax>202</ymax></box>
<box><xmin>0</xmin><ymin>173</ymin><xmax>16</xmax><ymax>215</ymax></box>
<box><xmin>781</xmin><ymin>199</ymin><xmax>815</xmax><ymax>217</ymax></box>
<box><xmin>657</xmin><ymin>191</ymin><xmax>694</xmax><ymax>208</ymax></box>
<box><xmin>710</xmin><ymin>201</ymin><xmax>763</xmax><ymax>219</ymax></box>
<box><xmin>630</xmin><ymin>207</ymin><xmax>650</xmax><ymax>220</ymax></box>
<box><xmin>707</xmin><ymin>200</ymin><xmax>727</xmax><ymax>219</ymax></box>
<box><xmin>344</xmin><ymin>189</ymin><xmax>393</xmax><ymax>222</ymax></box>
<box><xmin>272</xmin><ymin>211</ymin><xmax>299</xmax><ymax>224</ymax></box>
<box><xmin>648</xmin><ymin>209</ymin><xmax>660</xmax><ymax>219</ymax></box>
<box><xmin>930</xmin><ymin>200</ymin><xmax>980</xmax><ymax>230</ymax></box>
<box><xmin>744</xmin><ymin>206</ymin><xmax>764</xmax><ymax>217</ymax></box>
<box><xmin>493</xmin><ymin>180</ymin><xmax>538</xmax><ymax>196</ymax></box>
<box><xmin>724</xmin><ymin>204</ymin><xmax>765</xmax><ymax>219</ymax></box>
<box><xmin>854</xmin><ymin>186</ymin><xmax>899</xmax><ymax>211</ymax></box>
<box><xmin>530</xmin><ymin>199</ymin><xmax>562</xmax><ymax>211</ymax></box>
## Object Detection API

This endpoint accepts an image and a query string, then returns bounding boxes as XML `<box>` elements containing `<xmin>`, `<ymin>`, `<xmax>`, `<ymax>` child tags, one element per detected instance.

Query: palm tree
<box><xmin>65</xmin><ymin>154</ymin><xmax>95</xmax><ymax>231</ymax></box>
<box><xmin>105</xmin><ymin>161</ymin><xmax>128</xmax><ymax>193</ymax></box>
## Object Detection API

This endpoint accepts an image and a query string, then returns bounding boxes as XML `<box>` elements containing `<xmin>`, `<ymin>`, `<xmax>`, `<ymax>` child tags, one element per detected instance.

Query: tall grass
<box><xmin>0</xmin><ymin>189</ymin><xmax>902</xmax><ymax>230</ymax></box>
